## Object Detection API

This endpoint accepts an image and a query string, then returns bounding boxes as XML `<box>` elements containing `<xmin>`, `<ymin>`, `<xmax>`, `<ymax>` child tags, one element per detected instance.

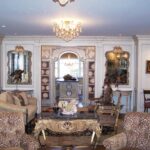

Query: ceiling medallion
<box><xmin>53</xmin><ymin>20</ymin><xmax>82</xmax><ymax>42</ymax></box>
<box><xmin>53</xmin><ymin>0</ymin><xmax>74</xmax><ymax>6</ymax></box>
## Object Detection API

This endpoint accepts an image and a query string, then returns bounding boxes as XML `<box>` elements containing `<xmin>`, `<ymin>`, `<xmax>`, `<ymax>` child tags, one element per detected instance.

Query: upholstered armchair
<box><xmin>0</xmin><ymin>91</ymin><xmax>37</xmax><ymax>125</ymax></box>
<box><xmin>0</xmin><ymin>112</ymin><xmax>39</xmax><ymax>150</ymax></box>
<box><xmin>103</xmin><ymin>112</ymin><xmax>150</xmax><ymax>150</ymax></box>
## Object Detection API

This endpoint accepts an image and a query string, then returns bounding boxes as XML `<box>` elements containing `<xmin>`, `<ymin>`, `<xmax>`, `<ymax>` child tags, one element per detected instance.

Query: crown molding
<box><xmin>1</xmin><ymin>35</ymin><xmax>134</xmax><ymax>42</ymax></box>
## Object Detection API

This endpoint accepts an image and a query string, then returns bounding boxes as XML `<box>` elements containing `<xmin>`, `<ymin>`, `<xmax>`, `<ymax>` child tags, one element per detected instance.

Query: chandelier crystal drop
<box><xmin>53</xmin><ymin>20</ymin><xmax>82</xmax><ymax>42</ymax></box>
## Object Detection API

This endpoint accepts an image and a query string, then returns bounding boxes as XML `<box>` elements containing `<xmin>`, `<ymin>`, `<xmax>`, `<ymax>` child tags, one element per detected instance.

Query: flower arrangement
<box><xmin>58</xmin><ymin>99</ymin><xmax>77</xmax><ymax>115</ymax></box>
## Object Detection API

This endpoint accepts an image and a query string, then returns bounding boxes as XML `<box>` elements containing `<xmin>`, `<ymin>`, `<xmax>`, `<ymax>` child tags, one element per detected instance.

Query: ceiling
<box><xmin>0</xmin><ymin>0</ymin><xmax>150</xmax><ymax>37</ymax></box>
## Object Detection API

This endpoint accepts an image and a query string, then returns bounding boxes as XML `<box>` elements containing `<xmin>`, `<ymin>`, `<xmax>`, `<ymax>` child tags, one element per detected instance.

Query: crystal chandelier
<box><xmin>53</xmin><ymin>0</ymin><xmax>74</xmax><ymax>6</ymax></box>
<box><xmin>53</xmin><ymin>20</ymin><xmax>82</xmax><ymax>42</ymax></box>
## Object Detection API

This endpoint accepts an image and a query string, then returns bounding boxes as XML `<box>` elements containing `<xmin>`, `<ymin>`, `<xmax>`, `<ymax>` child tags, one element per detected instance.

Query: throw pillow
<box><xmin>0</xmin><ymin>92</ymin><xmax>8</xmax><ymax>102</ymax></box>
<box><xmin>12</xmin><ymin>95</ymin><xmax>21</xmax><ymax>106</ymax></box>
<box><xmin>18</xmin><ymin>92</ymin><xmax>29</xmax><ymax>106</ymax></box>
<box><xmin>7</xmin><ymin>92</ymin><xmax>14</xmax><ymax>104</ymax></box>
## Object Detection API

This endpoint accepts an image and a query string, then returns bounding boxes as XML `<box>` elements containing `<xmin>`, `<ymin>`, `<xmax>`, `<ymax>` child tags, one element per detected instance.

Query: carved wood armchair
<box><xmin>96</xmin><ymin>91</ymin><xmax>122</xmax><ymax>133</ymax></box>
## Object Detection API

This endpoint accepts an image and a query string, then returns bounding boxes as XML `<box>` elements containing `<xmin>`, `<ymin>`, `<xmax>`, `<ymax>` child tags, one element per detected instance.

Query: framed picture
<box><xmin>146</xmin><ymin>60</ymin><xmax>150</xmax><ymax>73</ymax></box>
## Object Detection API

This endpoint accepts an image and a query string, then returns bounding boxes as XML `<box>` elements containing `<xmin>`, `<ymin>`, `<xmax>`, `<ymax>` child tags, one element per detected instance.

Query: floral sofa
<box><xmin>103</xmin><ymin>112</ymin><xmax>150</xmax><ymax>150</ymax></box>
<box><xmin>0</xmin><ymin>111</ymin><xmax>39</xmax><ymax>150</ymax></box>
<box><xmin>0</xmin><ymin>91</ymin><xmax>37</xmax><ymax>125</ymax></box>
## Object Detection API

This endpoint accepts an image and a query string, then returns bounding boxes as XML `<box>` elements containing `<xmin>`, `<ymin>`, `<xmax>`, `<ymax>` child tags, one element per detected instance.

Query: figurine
<box><xmin>10</xmin><ymin>69</ymin><xmax>24</xmax><ymax>83</ymax></box>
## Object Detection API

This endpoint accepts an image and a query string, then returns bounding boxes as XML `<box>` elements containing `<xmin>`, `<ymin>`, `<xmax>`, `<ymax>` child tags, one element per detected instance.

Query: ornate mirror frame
<box><xmin>105</xmin><ymin>46</ymin><xmax>130</xmax><ymax>85</ymax></box>
<box><xmin>7</xmin><ymin>49</ymin><xmax>32</xmax><ymax>85</ymax></box>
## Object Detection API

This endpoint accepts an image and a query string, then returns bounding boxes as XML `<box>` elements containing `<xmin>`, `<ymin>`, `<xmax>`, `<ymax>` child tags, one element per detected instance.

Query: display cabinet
<box><xmin>88</xmin><ymin>61</ymin><xmax>95</xmax><ymax>99</ymax></box>
<box><xmin>41</xmin><ymin>60</ymin><xmax>51</xmax><ymax>112</ymax></box>
<box><xmin>41</xmin><ymin>61</ymin><xmax>50</xmax><ymax>99</ymax></box>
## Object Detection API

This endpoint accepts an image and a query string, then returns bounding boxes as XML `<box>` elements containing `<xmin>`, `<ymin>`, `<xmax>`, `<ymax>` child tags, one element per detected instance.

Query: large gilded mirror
<box><xmin>7</xmin><ymin>46</ymin><xmax>32</xmax><ymax>84</ymax></box>
<box><xmin>105</xmin><ymin>46</ymin><xmax>129</xmax><ymax>85</ymax></box>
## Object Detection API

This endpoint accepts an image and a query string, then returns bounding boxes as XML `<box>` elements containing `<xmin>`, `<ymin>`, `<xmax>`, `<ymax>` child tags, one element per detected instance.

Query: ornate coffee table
<box><xmin>34</xmin><ymin>112</ymin><xmax>101</xmax><ymax>149</ymax></box>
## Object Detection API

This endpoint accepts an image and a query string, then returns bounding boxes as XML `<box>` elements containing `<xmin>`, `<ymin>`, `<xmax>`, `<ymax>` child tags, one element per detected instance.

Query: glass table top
<box><xmin>39</xmin><ymin>112</ymin><xmax>97</xmax><ymax>120</ymax></box>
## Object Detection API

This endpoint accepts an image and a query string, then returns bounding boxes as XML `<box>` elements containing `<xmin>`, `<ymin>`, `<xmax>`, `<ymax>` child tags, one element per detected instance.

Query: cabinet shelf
<box><xmin>41</xmin><ymin>67</ymin><xmax>49</xmax><ymax>69</ymax></box>
<box><xmin>41</xmin><ymin>75</ymin><xmax>49</xmax><ymax>77</ymax></box>
<box><xmin>88</xmin><ymin>76</ymin><xmax>94</xmax><ymax>79</ymax></box>
<box><xmin>88</xmin><ymin>61</ymin><xmax>95</xmax><ymax>99</ymax></box>
<box><xmin>89</xmin><ymin>92</ymin><xmax>94</xmax><ymax>94</ymax></box>
<box><xmin>88</xmin><ymin>69</ymin><xmax>95</xmax><ymax>71</ymax></box>
<box><xmin>41</xmin><ymin>90</ymin><xmax>49</xmax><ymax>92</ymax></box>
<box><xmin>41</xmin><ymin>59</ymin><xmax>50</xmax><ymax>108</ymax></box>
<box><xmin>89</xmin><ymin>83</ymin><xmax>95</xmax><ymax>85</ymax></box>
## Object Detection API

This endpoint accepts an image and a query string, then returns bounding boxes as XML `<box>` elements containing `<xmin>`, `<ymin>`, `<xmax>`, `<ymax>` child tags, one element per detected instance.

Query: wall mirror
<box><xmin>7</xmin><ymin>46</ymin><xmax>32</xmax><ymax>84</ymax></box>
<box><xmin>105</xmin><ymin>46</ymin><xmax>129</xmax><ymax>85</ymax></box>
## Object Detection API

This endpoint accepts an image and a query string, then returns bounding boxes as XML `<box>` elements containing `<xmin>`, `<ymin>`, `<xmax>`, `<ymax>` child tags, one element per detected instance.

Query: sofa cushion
<box><xmin>0</xmin><ymin>112</ymin><xmax>24</xmax><ymax>148</ymax></box>
<box><xmin>125</xmin><ymin>112</ymin><xmax>150</xmax><ymax>150</ymax></box>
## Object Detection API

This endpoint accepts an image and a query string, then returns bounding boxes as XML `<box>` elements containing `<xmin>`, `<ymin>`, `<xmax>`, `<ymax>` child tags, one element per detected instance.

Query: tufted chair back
<box><xmin>0</xmin><ymin>112</ymin><xmax>25</xmax><ymax>148</ymax></box>
<box><xmin>124</xmin><ymin>112</ymin><xmax>150</xmax><ymax>150</ymax></box>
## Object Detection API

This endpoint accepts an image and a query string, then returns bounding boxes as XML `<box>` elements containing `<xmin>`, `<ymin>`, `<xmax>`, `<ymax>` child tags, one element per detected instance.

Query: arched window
<box><xmin>55</xmin><ymin>52</ymin><xmax>83</xmax><ymax>79</ymax></box>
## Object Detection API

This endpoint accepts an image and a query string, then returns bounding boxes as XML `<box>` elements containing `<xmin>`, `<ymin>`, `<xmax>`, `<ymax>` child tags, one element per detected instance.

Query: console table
<box><xmin>113</xmin><ymin>90</ymin><xmax>132</xmax><ymax>113</ymax></box>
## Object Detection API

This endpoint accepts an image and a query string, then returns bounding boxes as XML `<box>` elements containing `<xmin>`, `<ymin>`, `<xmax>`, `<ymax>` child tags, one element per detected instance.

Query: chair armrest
<box><xmin>145</xmin><ymin>99</ymin><xmax>150</xmax><ymax>101</ymax></box>
<box><xmin>0</xmin><ymin>102</ymin><xmax>27</xmax><ymax>113</ymax></box>
<box><xmin>21</xmin><ymin>133</ymin><xmax>39</xmax><ymax>150</ymax></box>
<box><xmin>103</xmin><ymin>132</ymin><xmax>127</xmax><ymax>150</ymax></box>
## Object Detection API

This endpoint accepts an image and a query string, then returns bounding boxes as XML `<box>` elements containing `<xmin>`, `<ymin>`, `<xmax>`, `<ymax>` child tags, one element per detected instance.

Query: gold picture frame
<box><xmin>146</xmin><ymin>60</ymin><xmax>150</xmax><ymax>73</ymax></box>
